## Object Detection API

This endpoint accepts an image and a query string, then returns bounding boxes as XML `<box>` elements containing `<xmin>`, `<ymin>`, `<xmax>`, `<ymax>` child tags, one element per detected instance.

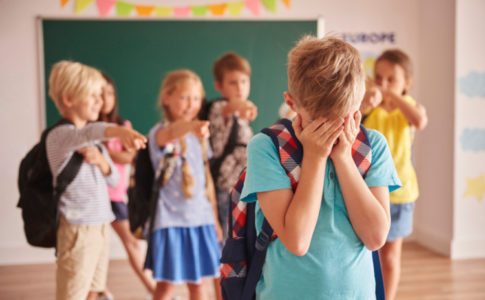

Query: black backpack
<box><xmin>17</xmin><ymin>119</ymin><xmax>84</xmax><ymax>248</ymax></box>
<box><xmin>128</xmin><ymin>146</ymin><xmax>173</xmax><ymax>239</ymax></box>
<box><xmin>198</xmin><ymin>98</ymin><xmax>245</xmax><ymax>184</ymax></box>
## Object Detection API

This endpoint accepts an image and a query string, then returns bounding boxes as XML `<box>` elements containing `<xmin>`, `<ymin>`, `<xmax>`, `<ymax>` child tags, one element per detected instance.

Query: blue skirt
<box><xmin>144</xmin><ymin>225</ymin><xmax>221</xmax><ymax>283</ymax></box>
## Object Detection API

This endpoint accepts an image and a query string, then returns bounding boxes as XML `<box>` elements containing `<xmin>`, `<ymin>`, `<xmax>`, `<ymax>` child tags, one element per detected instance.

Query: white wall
<box><xmin>3</xmin><ymin>0</ymin><xmax>460</xmax><ymax>265</ymax></box>
<box><xmin>412</xmin><ymin>0</ymin><xmax>456</xmax><ymax>256</ymax></box>
<box><xmin>452</xmin><ymin>0</ymin><xmax>485</xmax><ymax>259</ymax></box>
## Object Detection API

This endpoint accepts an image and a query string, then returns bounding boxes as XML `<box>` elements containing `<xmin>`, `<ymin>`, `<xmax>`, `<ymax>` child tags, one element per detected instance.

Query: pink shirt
<box><xmin>106</xmin><ymin>120</ymin><xmax>131</xmax><ymax>202</ymax></box>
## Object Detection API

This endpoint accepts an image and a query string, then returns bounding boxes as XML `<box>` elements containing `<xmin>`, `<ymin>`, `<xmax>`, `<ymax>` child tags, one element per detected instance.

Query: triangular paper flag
<box><xmin>155</xmin><ymin>6</ymin><xmax>173</xmax><ymax>17</ymax></box>
<box><xmin>281</xmin><ymin>0</ymin><xmax>290</xmax><ymax>8</ymax></box>
<box><xmin>173</xmin><ymin>6</ymin><xmax>191</xmax><ymax>17</ymax></box>
<box><xmin>135</xmin><ymin>5</ymin><xmax>155</xmax><ymax>16</ymax></box>
<box><xmin>75</xmin><ymin>0</ymin><xmax>94</xmax><ymax>13</ymax></box>
<box><xmin>116</xmin><ymin>1</ymin><xmax>134</xmax><ymax>16</ymax></box>
<box><xmin>245</xmin><ymin>0</ymin><xmax>260</xmax><ymax>16</ymax></box>
<box><xmin>209</xmin><ymin>4</ymin><xmax>227</xmax><ymax>16</ymax></box>
<box><xmin>262</xmin><ymin>0</ymin><xmax>276</xmax><ymax>13</ymax></box>
<box><xmin>96</xmin><ymin>0</ymin><xmax>115</xmax><ymax>17</ymax></box>
<box><xmin>228</xmin><ymin>2</ymin><xmax>244</xmax><ymax>16</ymax></box>
<box><xmin>192</xmin><ymin>5</ymin><xmax>208</xmax><ymax>17</ymax></box>
<box><xmin>61</xmin><ymin>0</ymin><xmax>70</xmax><ymax>8</ymax></box>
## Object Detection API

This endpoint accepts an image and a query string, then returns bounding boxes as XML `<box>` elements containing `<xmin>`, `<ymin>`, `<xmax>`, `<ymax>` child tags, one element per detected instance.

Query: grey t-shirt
<box><xmin>46</xmin><ymin>122</ymin><xmax>118</xmax><ymax>225</ymax></box>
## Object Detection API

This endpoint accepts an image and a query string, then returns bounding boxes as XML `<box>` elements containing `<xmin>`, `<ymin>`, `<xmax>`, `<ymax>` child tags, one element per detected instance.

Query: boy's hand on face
<box><xmin>292</xmin><ymin>114</ymin><xmax>344</xmax><ymax>162</ymax></box>
<box><xmin>330</xmin><ymin>111</ymin><xmax>362</xmax><ymax>162</ymax></box>
<box><xmin>191</xmin><ymin>120</ymin><xmax>210</xmax><ymax>139</ymax></box>
<box><xmin>106</xmin><ymin>126</ymin><xmax>147</xmax><ymax>151</ymax></box>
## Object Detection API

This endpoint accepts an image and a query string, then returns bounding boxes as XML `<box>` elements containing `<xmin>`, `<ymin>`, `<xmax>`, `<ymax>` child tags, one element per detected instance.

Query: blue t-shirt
<box><xmin>240</xmin><ymin>129</ymin><xmax>401</xmax><ymax>300</ymax></box>
<box><xmin>148</xmin><ymin>123</ymin><xmax>215</xmax><ymax>230</ymax></box>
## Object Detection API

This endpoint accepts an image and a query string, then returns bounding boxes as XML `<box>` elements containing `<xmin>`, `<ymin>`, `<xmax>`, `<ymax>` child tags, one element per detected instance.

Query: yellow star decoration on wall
<box><xmin>464</xmin><ymin>174</ymin><xmax>485</xmax><ymax>202</ymax></box>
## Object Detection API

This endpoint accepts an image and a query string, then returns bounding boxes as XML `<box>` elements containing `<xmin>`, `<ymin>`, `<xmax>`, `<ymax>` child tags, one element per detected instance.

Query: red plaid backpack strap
<box><xmin>261</xmin><ymin>119</ymin><xmax>303</xmax><ymax>190</ymax></box>
<box><xmin>353</xmin><ymin>124</ymin><xmax>372</xmax><ymax>176</ymax></box>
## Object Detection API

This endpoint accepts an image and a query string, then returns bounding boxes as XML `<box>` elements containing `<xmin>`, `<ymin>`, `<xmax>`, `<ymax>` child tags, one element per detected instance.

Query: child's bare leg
<box><xmin>153</xmin><ymin>281</ymin><xmax>174</xmax><ymax>300</ymax></box>
<box><xmin>112</xmin><ymin>220</ymin><xmax>157</xmax><ymax>293</ymax></box>
<box><xmin>212</xmin><ymin>277</ymin><xmax>223</xmax><ymax>300</ymax></box>
<box><xmin>187</xmin><ymin>281</ymin><xmax>207</xmax><ymax>300</ymax></box>
<box><xmin>379</xmin><ymin>238</ymin><xmax>403</xmax><ymax>300</ymax></box>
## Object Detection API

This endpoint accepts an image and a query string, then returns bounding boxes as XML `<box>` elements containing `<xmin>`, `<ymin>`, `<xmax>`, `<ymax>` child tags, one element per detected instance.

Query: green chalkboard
<box><xmin>43</xmin><ymin>20</ymin><xmax>316</xmax><ymax>134</ymax></box>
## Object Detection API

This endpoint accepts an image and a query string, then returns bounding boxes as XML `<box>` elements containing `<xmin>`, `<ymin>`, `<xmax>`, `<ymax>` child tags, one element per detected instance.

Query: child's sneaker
<box><xmin>97</xmin><ymin>291</ymin><xmax>114</xmax><ymax>300</ymax></box>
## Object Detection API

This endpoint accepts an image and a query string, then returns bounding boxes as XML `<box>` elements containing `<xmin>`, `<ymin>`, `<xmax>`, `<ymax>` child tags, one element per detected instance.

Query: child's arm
<box><xmin>257</xmin><ymin>116</ymin><xmax>344</xmax><ymax>256</ymax></box>
<box><xmin>222</xmin><ymin>99</ymin><xmax>258</xmax><ymax>121</ymax></box>
<box><xmin>155</xmin><ymin>120</ymin><xmax>210</xmax><ymax>147</ymax></box>
<box><xmin>78</xmin><ymin>146</ymin><xmax>111</xmax><ymax>175</ymax></box>
<box><xmin>383</xmin><ymin>90</ymin><xmax>428</xmax><ymax>130</ymax></box>
<box><xmin>330</xmin><ymin>111</ymin><xmax>390</xmax><ymax>251</ymax></box>
<box><xmin>108</xmin><ymin>149</ymin><xmax>136</xmax><ymax>164</ymax></box>
<box><xmin>360</xmin><ymin>86</ymin><xmax>383</xmax><ymax>114</ymax></box>
<box><xmin>105</xmin><ymin>126</ymin><xmax>147</xmax><ymax>150</ymax></box>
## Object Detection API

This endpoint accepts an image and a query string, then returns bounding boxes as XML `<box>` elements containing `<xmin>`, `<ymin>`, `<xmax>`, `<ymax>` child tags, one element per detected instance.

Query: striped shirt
<box><xmin>46</xmin><ymin>122</ymin><xmax>118</xmax><ymax>225</ymax></box>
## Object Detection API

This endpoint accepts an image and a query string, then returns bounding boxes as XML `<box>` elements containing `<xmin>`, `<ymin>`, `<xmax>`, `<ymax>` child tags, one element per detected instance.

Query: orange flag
<box><xmin>60</xmin><ymin>0</ymin><xmax>70</xmax><ymax>7</ymax></box>
<box><xmin>135</xmin><ymin>5</ymin><xmax>155</xmax><ymax>16</ymax></box>
<box><xmin>209</xmin><ymin>3</ymin><xmax>227</xmax><ymax>16</ymax></box>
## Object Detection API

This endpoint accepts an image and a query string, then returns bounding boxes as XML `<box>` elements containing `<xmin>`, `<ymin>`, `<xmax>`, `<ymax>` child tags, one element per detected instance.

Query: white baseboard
<box><xmin>413</xmin><ymin>227</ymin><xmax>452</xmax><ymax>257</ymax></box>
<box><xmin>451</xmin><ymin>238</ymin><xmax>485</xmax><ymax>259</ymax></box>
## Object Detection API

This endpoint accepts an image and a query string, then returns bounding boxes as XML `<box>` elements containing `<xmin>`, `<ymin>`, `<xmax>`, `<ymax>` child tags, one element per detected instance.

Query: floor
<box><xmin>1</xmin><ymin>242</ymin><xmax>484</xmax><ymax>299</ymax></box>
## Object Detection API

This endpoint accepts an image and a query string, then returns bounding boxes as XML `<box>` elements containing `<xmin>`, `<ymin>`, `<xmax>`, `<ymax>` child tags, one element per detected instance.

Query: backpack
<box><xmin>198</xmin><ymin>99</ymin><xmax>245</xmax><ymax>184</ymax></box>
<box><xmin>220</xmin><ymin>118</ymin><xmax>385</xmax><ymax>300</ymax></box>
<box><xmin>127</xmin><ymin>145</ymin><xmax>175</xmax><ymax>239</ymax></box>
<box><xmin>17</xmin><ymin>119</ymin><xmax>84</xmax><ymax>248</ymax></box>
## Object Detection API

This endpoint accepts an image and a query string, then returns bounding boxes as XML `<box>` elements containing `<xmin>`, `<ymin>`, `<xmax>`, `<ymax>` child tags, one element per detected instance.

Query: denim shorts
<box><xmin>387</xmin><ymin>202</ymin><xmax>415</xmax><ymax>242</ymax></box>
<box><xmin>111</xmin><ymin>201</ymin><xmax>128</xmax><ymax>221</ymax></box>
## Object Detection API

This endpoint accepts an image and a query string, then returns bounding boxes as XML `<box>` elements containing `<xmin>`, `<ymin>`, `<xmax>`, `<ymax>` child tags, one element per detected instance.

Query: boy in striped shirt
<box><xmin>46</xmin><ymin>60</ymin><xmax>146</xmax><ymax>300</ymax></box>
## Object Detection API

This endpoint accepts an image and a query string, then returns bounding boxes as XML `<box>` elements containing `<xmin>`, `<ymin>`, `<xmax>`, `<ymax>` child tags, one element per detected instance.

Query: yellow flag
<box><xmin>75</xmin><ymin>0</ymin><xmax>94</xmax><ymax>13</ymax></box>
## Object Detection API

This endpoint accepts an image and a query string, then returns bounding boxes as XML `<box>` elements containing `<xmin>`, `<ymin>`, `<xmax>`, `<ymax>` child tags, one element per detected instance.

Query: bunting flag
<box><xmin>61</xmin><ymin>0</ymin><xmax>70</xmax><ymax>8</ymax></box>
<box><xmin>228</xmin><ymin>2</ymin><xmax>244</xmax><ymax>16</ymax></box>
<box><xmin>64</xmin><ymin>0</ymin><xmax>291</xmax><ymax>17</ymax></box>
<box><xmin>245</xmin><ymin>0</ymin><xmax>260</xmax><ymax>16</ymax></box>
<box><xmin>262</xmin><ymin>0</ymin><xmax>276</xmax><ymax>13</ymax></box>
<box><xmin>96</xmin><ymin>0</ymin><xmax>115</xmax><ymax>17</ymax></box>
<box><xmin>75</xmin><ymin>0</ymin><xmax>94</xmax><ymax>13</ymax></box>
<box><xmin>173</xmin><ymin>6</ymin><xmax>191</xmax><ymax>17</ymax></box>
<box><xmin>135</xmin><ymin>5</ymin><xmax>154</xmax><ymax>16</ymax></box>
<box><xmin>192</xmin><ymin>5</ymin><xmax>208</xmax><ymax>17</ymax></box>
<box><xmin>209</xmin><ymin>4</ymin><xmax>227</xmax><ymax>16</ymax></box>
<box><xmin>116</xmin><ymin>1</ymin><xmax>134</xmax><ymax>16</ymax></box>
<box><xmin>155</xmin><ymin>6</ymin><xmax>172</xmax><ymax>17</ymax></box>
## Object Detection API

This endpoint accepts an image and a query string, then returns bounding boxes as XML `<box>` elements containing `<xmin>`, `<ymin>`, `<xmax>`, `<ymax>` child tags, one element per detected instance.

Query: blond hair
<box><xmin>157</xmin><ymin>69</ymin><xmax>213</xmax><ymax>200</ymax></box>
<box><xmin>287</xmin><ymin>36</ymin><xmax>365</xmax><ymax>119</ymax></box>
<box><xmin>213</xmin><ymin>52</ymin><xmax>251</xmax><ymax>83</ymax></box>
<box><xmin>48</xmin><ymin>60</ymin><xmax>105</xmax><ymax>115</ymax></box>
<box><xmin>158</xmin><ymin>69</ymin><xmax>205</xmax><ymax>122</ymax></box>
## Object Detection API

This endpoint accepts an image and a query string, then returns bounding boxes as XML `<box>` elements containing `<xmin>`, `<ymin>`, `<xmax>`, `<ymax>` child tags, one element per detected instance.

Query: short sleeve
<box><xmin>240</xmin><ymin>133</ymin><xmax>292</xmax><ymax>203</ymax></box>
<box><xmin>147</xmin><ymin>123</ymin><xmax>169</xmax><ymax>171</ymax></box>
<box><xmin>364</xmin><ymin>129</ymin><xmax>402</xmax><ymax>192</ymax></box>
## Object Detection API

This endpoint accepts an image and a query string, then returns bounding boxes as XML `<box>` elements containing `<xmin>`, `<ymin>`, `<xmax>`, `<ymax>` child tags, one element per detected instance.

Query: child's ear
<box><xmin>283</xmin><ymin>92</ymin><xmax>296</xmax><ymax>111</ymax></box>
<box><xmin>214</xmin><ymin>81</ymin><xmax>223</xmax><ymax>93</ymax></box>
<box><xmin>61</xmin><ymin>95</ymin><xmax>74</xmax><ymax>108</ymax></box>
<box><xmin>161</xmin><ymin>91</ymin><xmax>169</xmax><ymax>106</ymax></box>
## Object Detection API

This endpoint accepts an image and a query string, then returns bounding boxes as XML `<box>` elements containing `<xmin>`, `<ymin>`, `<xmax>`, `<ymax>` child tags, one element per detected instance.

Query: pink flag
<box><xmin>173</xmin><ymin>6</ymin><xmax>191</xmax><ymax>17</ymax></box>
<box><xmin>96</xmin><ymin>0</ymin><xmax>115</xmax><ymax>17</ymax></box>
<box><xmin>245</xmin><ymin>0</ymin><xmax>260</xmax><ymax>16</ymax></box>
